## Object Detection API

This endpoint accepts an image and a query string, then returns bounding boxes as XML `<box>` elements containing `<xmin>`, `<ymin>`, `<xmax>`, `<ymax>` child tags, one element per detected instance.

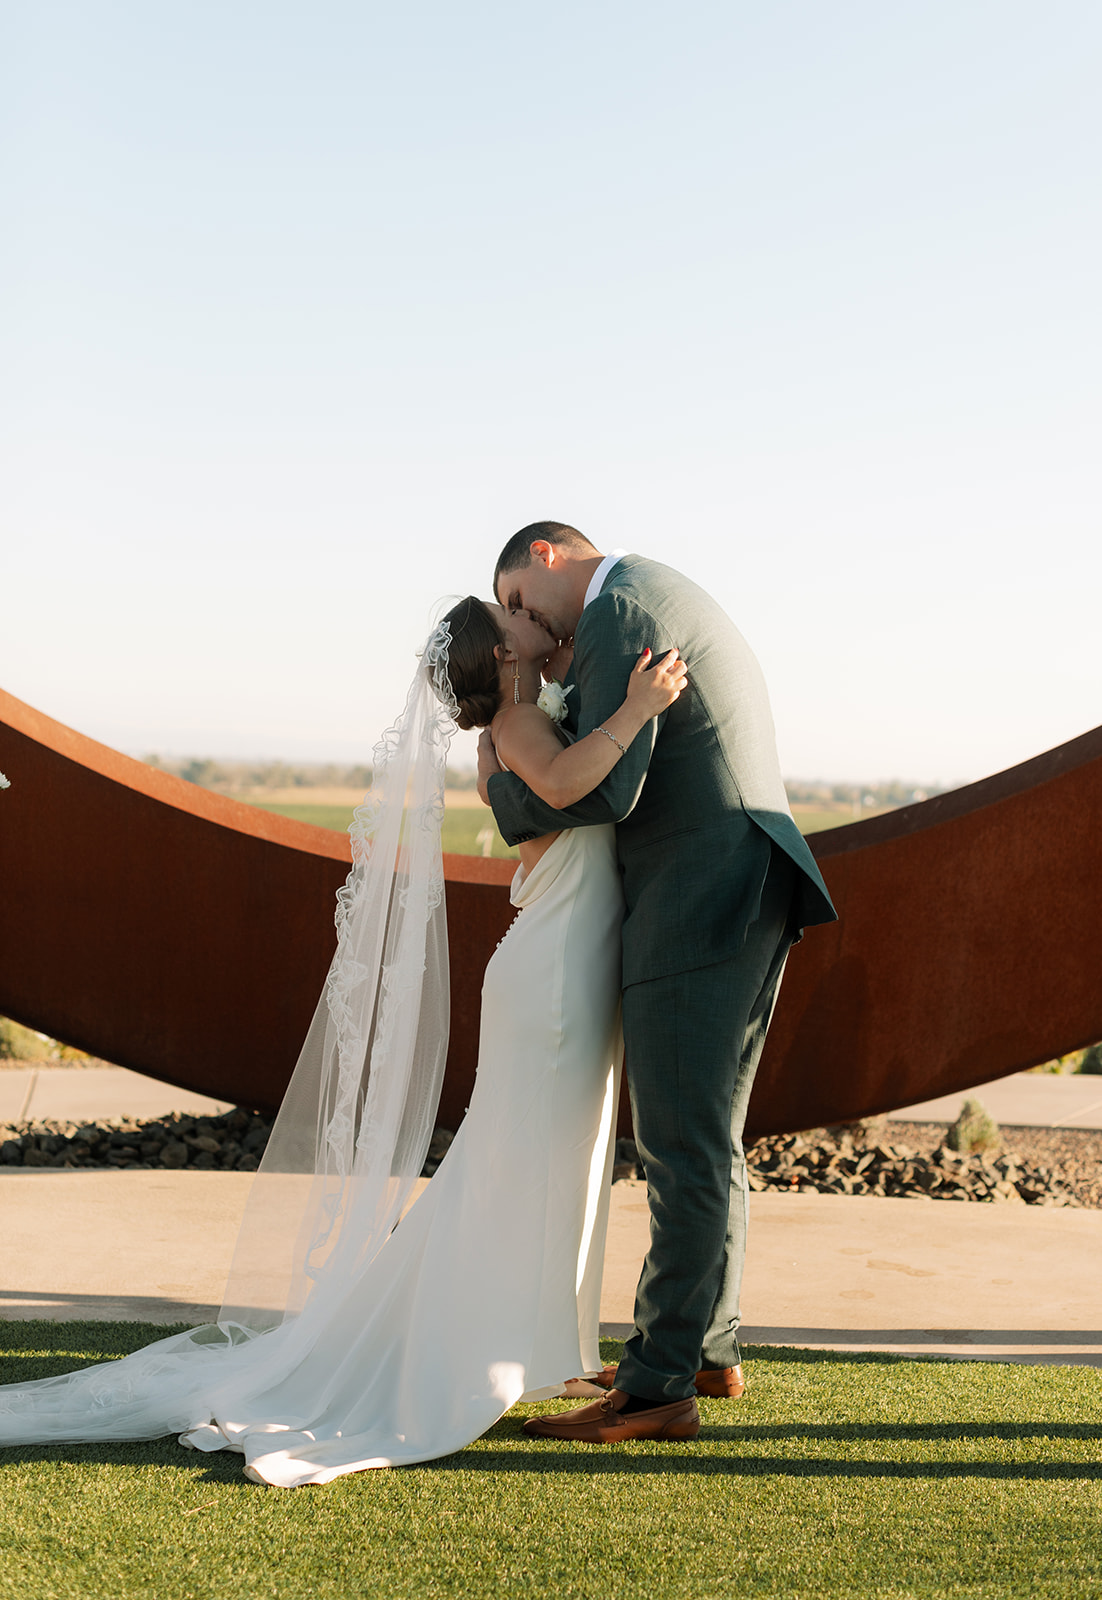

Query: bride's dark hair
<box><xmin>437</xmin><ymin>596</ymin><xmax>507</xmax><ymax>731</ymax></box>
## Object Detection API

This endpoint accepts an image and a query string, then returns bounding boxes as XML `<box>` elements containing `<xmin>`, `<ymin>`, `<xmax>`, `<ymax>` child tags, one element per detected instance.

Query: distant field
<box><xmin>242</xmin><ymin>792</ymin><xmax>877</xmax><ymax>854</ymax></box>
<box><xmin>791</xmin><ymin>804</ymin><xmax>886</xmax><ymax>834</ymax></box>
<box><xmin>242</xmin><ymin>794</ymin><xmax>518</xmax><ymax>858</ymax></box>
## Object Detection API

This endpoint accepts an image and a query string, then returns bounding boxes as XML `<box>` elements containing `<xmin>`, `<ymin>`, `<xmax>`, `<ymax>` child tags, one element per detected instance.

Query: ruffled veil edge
<box><xmin>0</xmin><ymin>620</ymin><xmax>460</xmax><ymax>1443</ymax></box>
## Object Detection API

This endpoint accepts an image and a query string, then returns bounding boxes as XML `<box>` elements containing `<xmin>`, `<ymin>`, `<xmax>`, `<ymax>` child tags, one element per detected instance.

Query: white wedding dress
<box><xmin>0</xmin><ymin>824</ymin><xmax>624</xmax><ymax>1486</ymax></box>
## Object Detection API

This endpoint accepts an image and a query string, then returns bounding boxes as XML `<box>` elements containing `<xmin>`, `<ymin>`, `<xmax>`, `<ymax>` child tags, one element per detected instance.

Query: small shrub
<box><xmin>1027</xmin><ymin>1052</ymin><xmax>1081</xmax><ymax>1073</ymax></box>
<box><xmin>1078</xmin><ymin>1043</ymin><xmax>1102</xmax><ymax>1076</ymax></box>
<box><xmin>51</xmin><ymin>1039</ymin><xmax>93</xmax><ymax>1063</ymax></box>
<box><xmin>0</xmin><ymin>1017</ymin><xmax>49</xmax><ymax>1062</ymax></box>
<box><xmin>946</xmin><ymin>1096</ymin><xmax>1001</xmax><ymax>1154</ymax></box>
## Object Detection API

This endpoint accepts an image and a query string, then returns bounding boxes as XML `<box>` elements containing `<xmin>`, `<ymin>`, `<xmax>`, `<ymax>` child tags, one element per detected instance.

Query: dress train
<box><xmin>0</xmin><ymin>825</ymin><xmax>624</xmax><ymax>1486</ymax></box>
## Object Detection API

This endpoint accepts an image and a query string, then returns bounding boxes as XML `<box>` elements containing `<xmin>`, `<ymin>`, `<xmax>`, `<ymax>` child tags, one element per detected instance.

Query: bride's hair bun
<box><xmin>436</xmin><ymin>597</ymin><xmax>506</xmax><ymax>730</ymax></box>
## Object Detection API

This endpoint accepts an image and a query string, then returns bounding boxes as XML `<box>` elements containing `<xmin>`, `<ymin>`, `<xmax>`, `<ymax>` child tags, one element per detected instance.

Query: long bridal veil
<box><xmin>219</xmin><ymin>617</ymin><xmax>457</xmax><ymax>1329</ymax></box>
<box><xmin>0</xmin><ymin>620</ymin><xmax>461</xmax><ymax>1444</ymax></box>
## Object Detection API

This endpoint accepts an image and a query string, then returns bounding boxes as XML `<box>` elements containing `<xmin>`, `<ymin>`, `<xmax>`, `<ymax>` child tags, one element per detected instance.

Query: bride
<box><xmin>0</xmin><ymin>598</ymin><xmax>685</xmax><ymax>1486</ymax></box>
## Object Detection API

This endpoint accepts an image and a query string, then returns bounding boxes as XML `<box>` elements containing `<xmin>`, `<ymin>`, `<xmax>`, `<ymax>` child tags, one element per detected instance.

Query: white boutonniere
<box><xmin>536</xmin><ymin>680</ymin><xmax>573</xmax><ymax>724</ymax></box>
<box><xmin>0</xmin><ymin>771</ymin><xmax>10</xmax><ymax>790</ymax></box>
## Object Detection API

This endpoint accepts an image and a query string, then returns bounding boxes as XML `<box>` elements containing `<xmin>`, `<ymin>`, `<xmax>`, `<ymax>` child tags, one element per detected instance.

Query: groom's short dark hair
<box><xmin>494</xmin><ymin>521</ymin><xmax>597</xmax><ymax>593</ymax></box>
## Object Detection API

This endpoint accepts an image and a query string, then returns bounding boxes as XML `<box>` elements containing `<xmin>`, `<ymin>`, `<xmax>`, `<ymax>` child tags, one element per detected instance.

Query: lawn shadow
<box><xmin>4</xmin><ymin>1415</ymin><xmax>1099</xmax><ymax>1488</ymax></box>
<box><xmin>0</xmin><ymin>1319</ymin><xmax>197</xmax><ymax>1350</ymax></box>
<box><xmin>0</xmin><ymin>1319</ymin><xmax>201</xmax><ymax>1386</ymax></box>
<box><xmin>0</xmin><ymin>1354</ymin><xmax>159</xmax><ymax>1384</ymax></box>
<box><xmin>0</xmin><ymin>1436</ymin><xmax>257</xmax><ymax>1486</ymax></box>
<box><xmin>420</xmin><ymin>1435</ymin><xmax>1102</xmax><ymax>1481</ymax></box>
<box><xmin>2</xmin><ymin>1330</ymin><xmax>1098</xmax><ymax>1487</ymax></box>
<box><xmin>738</xmin><ymin>1343</ymin><xmax>1100</xmax><ymax>1365</ymax></box>
<box><xmin>3</xmin><ymin>1433</ymin><xmax>1097</xmax><ymax>1486</ymax></box>
<box><xmin>700</xmin><ymin>1421</ymin><xmax>1102</xmax><ymax>1443</ymax></box>
<box><xmin>743</xmin><ymin>1331</ymin><xmax>1102</xmax><ymax>1353</ymax></box>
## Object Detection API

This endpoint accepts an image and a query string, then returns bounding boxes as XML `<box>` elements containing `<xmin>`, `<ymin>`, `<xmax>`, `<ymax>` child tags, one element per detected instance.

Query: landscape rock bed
<box><xmin>2</xmin><ymin>1112</ymin><xmax>1099</xmax><ymax>1207</ymax></box>
<box><xmin>741</xmin><ymin>1122</ymin><xmax>1102</xmax><ymax>1207</ymax></box>
<box><xmin>0</xmin><ymin>1110</ymin><xmax>453</xmax><ymax>1176</ymax></box>
<box><xmin>616</xmin><ymin>1123</ymin><xmax>1102</xmax><ymax>1208</ymax></box>
<box><xmin>0</xmin><ymin>1108</ymin><xmax>275</xmax><ymax>1172</ymax></box>
<box><xmin>870</xmin><ymin>1119</ymin><xmax>1102</xmax><ymax>1203</ymax></box>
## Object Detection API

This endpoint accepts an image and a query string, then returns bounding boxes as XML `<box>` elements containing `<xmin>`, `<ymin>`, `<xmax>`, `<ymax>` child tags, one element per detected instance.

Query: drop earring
<box><xmin>513</xmin><ymin>663</ymin><xmax>521</xmax><ymax>705</ymax></box>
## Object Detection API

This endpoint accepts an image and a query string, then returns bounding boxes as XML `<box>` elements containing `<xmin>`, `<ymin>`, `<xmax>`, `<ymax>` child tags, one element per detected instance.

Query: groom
<box><xmin>478</xmin><ymin>522</ymin><xmax>837</xmax><ymax>1443</ymax></box>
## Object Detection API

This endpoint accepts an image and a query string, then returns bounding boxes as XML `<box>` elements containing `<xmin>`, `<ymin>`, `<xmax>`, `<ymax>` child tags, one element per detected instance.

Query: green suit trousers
<box><xmin>615</xmin><ymin>843</ymin><xmax>798</xmax><ymax>1402</ymax></box>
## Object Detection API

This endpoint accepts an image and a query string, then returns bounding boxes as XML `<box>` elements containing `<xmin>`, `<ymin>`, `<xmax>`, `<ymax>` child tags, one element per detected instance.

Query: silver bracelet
<box><xmin>594</xmin><ymin>725</ymin><xmax>628</xmax><ymax>756</ymax></box>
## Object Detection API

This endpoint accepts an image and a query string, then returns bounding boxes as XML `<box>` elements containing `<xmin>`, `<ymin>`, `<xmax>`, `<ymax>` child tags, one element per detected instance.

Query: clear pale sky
<box><xmin>3</xmin><ymin>0</ymin><xmax>1098</xmax><ymax>786</ymax></box>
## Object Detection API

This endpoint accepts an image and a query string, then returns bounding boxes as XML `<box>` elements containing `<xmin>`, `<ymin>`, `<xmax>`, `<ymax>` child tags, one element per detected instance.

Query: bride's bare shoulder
<box><xmin>492</xmin><ymin>702</ymin><xmax>559</xmax><ymax>753</ymax></box>
<box><xmin>494</xmin><ymin>702</ymin><xmax>544</xmax><ymax>727</ymax></box>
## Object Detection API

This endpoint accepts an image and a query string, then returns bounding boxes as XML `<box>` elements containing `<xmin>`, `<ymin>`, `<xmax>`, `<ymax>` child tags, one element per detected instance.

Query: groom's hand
<box><xmin>476</xmin><ymin>730</ymin><xmax>503</xmax><ymax>806</ymax></box>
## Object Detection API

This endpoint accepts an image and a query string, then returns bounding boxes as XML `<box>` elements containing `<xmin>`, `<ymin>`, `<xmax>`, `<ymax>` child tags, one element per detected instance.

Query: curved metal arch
<box><xmin>747</xmin><ymin>724</ymin><xmax>1102</xmax><ymax>1138</ymax></box>
<box><xmin>1</xmin><ymin>685</ymin><xmax>1099</xmax><ymax>1138</ymax></box>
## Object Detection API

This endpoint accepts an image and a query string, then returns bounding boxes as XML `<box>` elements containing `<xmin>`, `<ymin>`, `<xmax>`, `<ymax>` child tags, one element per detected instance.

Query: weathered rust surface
<box><xmin>2</xmin><ymin>684</ymin><xmax>1100</xmax><ymax>1138</ymax></box>
<box><xmin>0</xmin><ymin>686</ymin><xmax>514</xmax><ymax>1122</ymax></box>
<box><xmin>745</xmin><ymin>723</ymin><xmax>1102</xmax><ymax>1140</ymax></box>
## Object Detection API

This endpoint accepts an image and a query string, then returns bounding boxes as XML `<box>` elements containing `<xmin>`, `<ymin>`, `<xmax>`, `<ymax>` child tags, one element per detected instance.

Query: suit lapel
<box><xmin>560</xmin><ymin>553</ymin><xmax>638</xmax><ymax>735</ymax></box>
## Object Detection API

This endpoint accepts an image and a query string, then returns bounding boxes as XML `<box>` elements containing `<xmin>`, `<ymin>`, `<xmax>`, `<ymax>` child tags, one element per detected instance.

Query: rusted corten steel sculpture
<box><xmin>0</xmin><ymin>687</ymin><xmax>511</xmax><ymax>1132</ymax></box>
<box><xmin>1</xmin><ymin>684</ymin><xmax>1100</xmax><ymax>1138</ymax></box>
<box><xmin>745</xmin><ymin>723</ymin><xmax>1102</xmax><ymax>1140</ymax></box>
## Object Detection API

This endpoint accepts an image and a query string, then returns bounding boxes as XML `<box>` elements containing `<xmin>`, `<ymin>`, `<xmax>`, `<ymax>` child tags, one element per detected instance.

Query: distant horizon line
<box><xmin>127</xmin><ymin>750</ymin><xmax>957</xmax><ymax>794</ymax></box>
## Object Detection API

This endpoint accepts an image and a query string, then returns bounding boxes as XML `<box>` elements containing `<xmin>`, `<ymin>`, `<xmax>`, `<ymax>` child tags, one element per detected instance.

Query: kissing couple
<box><xmin>0</xmin><ymin>522</ymin><xmax>835</xmax><ymax>1484</ymax></box>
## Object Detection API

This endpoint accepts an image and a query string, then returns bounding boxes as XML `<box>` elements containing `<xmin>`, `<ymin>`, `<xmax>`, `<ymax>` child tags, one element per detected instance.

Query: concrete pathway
<box><xmin>887</xmin><ymin>1071</ymin><xmax>1102</xmax><ymax>1129</ymax></box>
<box><xmin>0</xmin><ymin>1067</ymin><xmax>231</xmax><ymax>1126</ymax></box>
<box><xmin>2</xmin><ymin>1068</ymin><xmax>1099</xmax><ymax>1367</ymax></box>
<box><xmin>608</xmin><ymin>1185</ymin><xmax>1102</xmax><ymax>1367</ymax></box>
<box><xmin>4</xmin><ymin>1064</ymin><xmax>1100</xmax><ymax>1130</ymax></box>
<box><xmin>1</xmin><ymin>1172</ymin><xmax>1099</xmax><ymax>1368</ymax></box>
<box><xmin>0</xmin><ymin>1171</ymin><xmax>251</xmax><ymax>1325</ymax></box>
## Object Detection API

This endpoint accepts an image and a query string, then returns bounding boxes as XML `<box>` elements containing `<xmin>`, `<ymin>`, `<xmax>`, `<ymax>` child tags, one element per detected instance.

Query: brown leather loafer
<box><xmin>694</xmin><ymin>1365</ymin><xmax>745</xmax><ymax>1399</ymax></box>
<box><xmin>585</xmin><ymin>1363</ymin><xmax>745</xmax><ymax>1399</ymax></box>
<box><xmin>523</xmin><ymin>1389</ymin><xmax>700</xmax><ymax>1443</ymax></box>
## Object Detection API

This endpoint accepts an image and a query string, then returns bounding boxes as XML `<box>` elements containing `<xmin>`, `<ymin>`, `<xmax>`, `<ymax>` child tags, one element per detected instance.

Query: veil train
<box><xmin>0</xmin><ymin>621</ymin><xmax>460</xmax><ymax>1444</ymax></box>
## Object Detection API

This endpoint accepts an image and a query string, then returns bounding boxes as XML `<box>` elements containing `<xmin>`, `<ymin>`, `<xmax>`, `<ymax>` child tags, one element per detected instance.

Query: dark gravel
<box><xmin>4</xmin><ymin>1110</ymin><xmax>1100</xmax><ymax>1209</ymax></box>
<box><xmin>0</xmin><ymin>1108</ymin><xmax>274</xmax><ymax>1172</ymax></box>
<box><xmin>882</xmin><ymin>1120</ymin><xmax>1102</xmax><ymax>1207</ymax></box>
<box><xmin>0</xmin><ymin>1109</ymin><xmax>454</xmax><ymax>1178</ymax></box>
<box><xmin>614</xmin><ymin>1122</ymin><xmax>1102</xmax><ymax>1208</ymax></box>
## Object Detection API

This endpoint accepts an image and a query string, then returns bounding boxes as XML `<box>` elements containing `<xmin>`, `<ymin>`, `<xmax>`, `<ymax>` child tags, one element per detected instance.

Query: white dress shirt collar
<box><xmin>584</xmin><ymin>548</ymin><xmax>629</xmax><ymax>609</ymax></box>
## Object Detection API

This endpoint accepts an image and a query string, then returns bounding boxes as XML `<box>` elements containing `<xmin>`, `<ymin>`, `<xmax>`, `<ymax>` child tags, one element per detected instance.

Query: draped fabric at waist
<box><xmin>510</xmin><ymin>826</ymin><xmax>618</xmax><ymax>910</ymax></box>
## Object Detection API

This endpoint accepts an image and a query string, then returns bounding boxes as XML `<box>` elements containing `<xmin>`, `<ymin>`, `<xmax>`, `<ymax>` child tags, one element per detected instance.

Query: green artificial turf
<box><xmin>1</xmin><ymin>1324</ymin><xmax>1100</xmax><ymax>1599</ymax></box>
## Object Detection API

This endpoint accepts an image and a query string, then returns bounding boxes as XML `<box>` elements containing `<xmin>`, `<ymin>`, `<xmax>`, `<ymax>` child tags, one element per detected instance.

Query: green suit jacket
<box><xmin>488</xmin><ymin>555</ymin><xmax>837</xmax><ymax>986</ymax></box>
